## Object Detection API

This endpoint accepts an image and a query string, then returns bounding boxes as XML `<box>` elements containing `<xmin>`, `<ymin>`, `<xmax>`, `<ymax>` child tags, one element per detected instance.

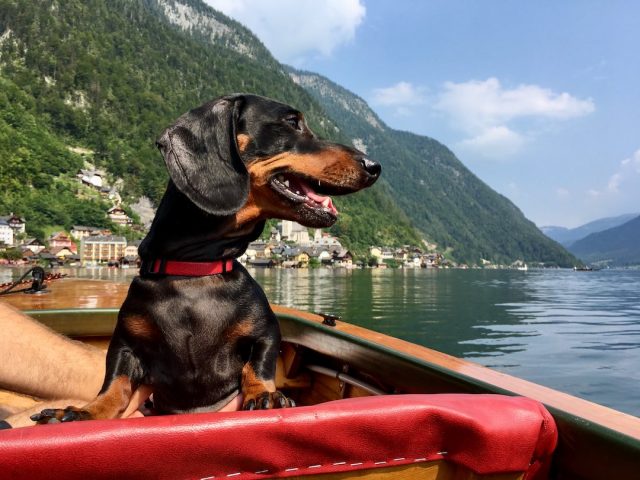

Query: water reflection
<box><xmin>251</xmin><ymin>267</ymin><xmax>640</xmax><ymax>416</ymax></box>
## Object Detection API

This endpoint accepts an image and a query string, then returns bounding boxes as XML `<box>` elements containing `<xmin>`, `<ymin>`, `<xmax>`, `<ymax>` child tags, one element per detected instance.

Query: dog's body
<box><xmin>33</xmin><ymin>94</ymin><xmax>380</xmax><ymax>422</ymax></box>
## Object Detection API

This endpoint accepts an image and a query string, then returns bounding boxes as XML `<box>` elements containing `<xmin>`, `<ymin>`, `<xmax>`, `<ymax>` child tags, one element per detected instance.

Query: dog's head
<box><xmin>157</xmin><ymin>94</ymin><xmax>380</xmax><ymax>228</ymax></box>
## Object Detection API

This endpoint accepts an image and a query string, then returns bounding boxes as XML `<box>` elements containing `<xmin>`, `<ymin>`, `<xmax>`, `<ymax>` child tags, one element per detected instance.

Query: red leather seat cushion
<box><xmin>0</xmin><ymin>394</ymin><xmax>556</xmax><ymax>479</ymax></box>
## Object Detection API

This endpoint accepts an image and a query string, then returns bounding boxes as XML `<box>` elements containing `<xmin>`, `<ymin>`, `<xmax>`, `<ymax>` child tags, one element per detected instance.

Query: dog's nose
<box><xmin>360</xmin><ymin>157</ymin><xmax>381</xmax><ymax>177</ymax></box>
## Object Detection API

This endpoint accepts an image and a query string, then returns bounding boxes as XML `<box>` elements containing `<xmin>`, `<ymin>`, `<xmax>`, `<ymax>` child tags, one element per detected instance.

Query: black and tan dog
<box><xmin>32</xmin><ymin>94</ymin><xmax>380</xmax><ymax>422</ymax></box>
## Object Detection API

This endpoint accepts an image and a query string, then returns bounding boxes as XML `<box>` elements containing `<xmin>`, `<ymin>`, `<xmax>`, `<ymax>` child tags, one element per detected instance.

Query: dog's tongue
<box><xmin>300</xmin><ymin>181</ymin><xmax>338</xmax><ymax>216</ymax></box>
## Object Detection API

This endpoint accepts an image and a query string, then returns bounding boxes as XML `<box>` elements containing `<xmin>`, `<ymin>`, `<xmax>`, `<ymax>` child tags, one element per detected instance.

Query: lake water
<box><xmin>2</xmin><ymin>266</ymin><xmax>639</xmax><ymax>417</ymax></box>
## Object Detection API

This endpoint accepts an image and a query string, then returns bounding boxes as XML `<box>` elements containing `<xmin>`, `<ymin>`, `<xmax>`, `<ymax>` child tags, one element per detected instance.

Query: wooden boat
<box><xmin>1</xmin><ymin>277</ymin><xmax>639</xmax><ymax>479</ymax></box>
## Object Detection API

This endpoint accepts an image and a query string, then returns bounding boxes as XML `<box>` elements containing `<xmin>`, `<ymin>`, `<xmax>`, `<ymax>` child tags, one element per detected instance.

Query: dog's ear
<box><xmin>156</xmin><ymin>97</ymin><xmax>248</xmax><ymax>215</ymax></box>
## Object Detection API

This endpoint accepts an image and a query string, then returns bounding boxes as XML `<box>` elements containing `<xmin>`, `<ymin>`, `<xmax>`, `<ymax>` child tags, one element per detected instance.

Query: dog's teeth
<box><xmin>284</xmin><ymin>180</ymin><xmax>290</xmax><ymax>187</ymax></box>
<box><xmin>321</xmin><ymin>198</ymin><xmax>330</xmax><ymax>207</ymax></box>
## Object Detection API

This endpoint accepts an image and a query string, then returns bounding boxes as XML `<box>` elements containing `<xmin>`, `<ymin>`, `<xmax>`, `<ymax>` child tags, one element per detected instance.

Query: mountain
<box><xmin>0</xmin><ymin>0</ymin><xmax>576</xmax><ymax>265</ymax></box>
<box><xmin>0</xmin><ymin>0</ymin><xmax>420</xmax><ymax>252</ymax></box>
<box><xmin>540</xmin><ymin>213</ymin><xmax>639</xmax><ymax>246</ymax></box>
<box><xmin>289</xmin><ymin>69</ymin><xmax>577</xmax><ymax>266</ymax></box>
<box><xmin>569</xmin><ymin>215</ymin><xmax>640</xmax><ymax>266</ymax></box>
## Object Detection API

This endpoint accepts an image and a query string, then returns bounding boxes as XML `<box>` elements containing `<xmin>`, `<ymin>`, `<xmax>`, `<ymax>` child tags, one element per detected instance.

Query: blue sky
<box><xmin>205</xmin><ymin>1</ymin><xmax>640</xmax><ymax>228</ymax></box>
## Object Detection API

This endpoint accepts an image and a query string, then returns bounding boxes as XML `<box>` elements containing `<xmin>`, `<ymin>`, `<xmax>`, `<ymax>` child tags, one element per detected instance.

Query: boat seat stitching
<box><xmin>197</xmin><ymin>451</ymin><xmax>450</xmax><ymax>479</ymax></box>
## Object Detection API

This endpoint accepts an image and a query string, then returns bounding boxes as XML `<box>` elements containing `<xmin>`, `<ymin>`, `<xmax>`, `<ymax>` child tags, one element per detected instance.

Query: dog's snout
<box><xmin>360</xmin><ymin>157</ymin><xmax>381</xmax><ymax>178</ymax></box>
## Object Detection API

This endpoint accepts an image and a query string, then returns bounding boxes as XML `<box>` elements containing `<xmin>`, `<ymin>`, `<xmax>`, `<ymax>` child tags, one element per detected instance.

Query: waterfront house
<box><xmin>38</xmin><ymin>251</ymin><xmax>60</xmax><ymax>266</ymax></box>
<box><xmin>282</xmin><ymin>247</ymin><xmax>309</xmax><ymax>268</ymax></box>
<box><xmin>20</xmin><ymin>248</ymin><xmax>36</xmax><ymax>262</ymax></box>
<box><xmin>49</xmin><ymin>232</ymin><xmax>78</xmax><ymax>254</ymax></box>
<box><xmin>245</xmin><ymin>241</ymin><xmax>271</xmax><ymax>260</ymax></box>
<box><xmin>0</xmin><ymin>219</ymin><xmax>14</xmax><ymax>247</ymax></box>
<box><xmin>332</xmin><ymin>249</ymin><xmax>353</xmax><ymax>267</ymax></box>
<box><xmin>124</xmin><ymin>241</ymin><xmax>141</xmax><ymax>259</ymax></box>
<box><xmin>81</xmin><ymin>235</ymin><xmax>127</xmax><ymax>266</ymax></box>
<box><xmin>248</xmin><ymin>258</ymin><xmax>276</xmax><ymax>268</ymax></box>
<box><xmin>20</xmin><ymin>238</ymin><xmax>46</xmax><ymax>254</ymax></box>
<box><xmin>50</xmin><ymin>246</ymin><xmax>75</xmax><ymax>260</ymax></box>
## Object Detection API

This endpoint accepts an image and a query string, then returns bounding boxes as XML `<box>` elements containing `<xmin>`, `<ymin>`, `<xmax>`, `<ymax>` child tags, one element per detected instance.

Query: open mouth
<box><xmin>270</xmin><ymin>173</ymin><xmax>338</xmax><ymax>217</ymax></box>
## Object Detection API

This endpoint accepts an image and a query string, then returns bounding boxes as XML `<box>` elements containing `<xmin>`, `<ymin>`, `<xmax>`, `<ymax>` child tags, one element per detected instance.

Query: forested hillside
<box><xmin>569</xmin><ymin>215</ymin><xmax>640</xmax><ymax>266</ymax></box>
<box><xmin>0</xmin><ymin>0</ymin><xmax>421</xmax><ymax>251</ymax></box>
<box><xmin>541</xmin><ymin>213</ymin><xmax>639</xmax><ymax>247</ymax></box>
<box><xmin>290</xmin><ymin>69</ymin><xmax>577</xmax><ymax>266</ymax></box>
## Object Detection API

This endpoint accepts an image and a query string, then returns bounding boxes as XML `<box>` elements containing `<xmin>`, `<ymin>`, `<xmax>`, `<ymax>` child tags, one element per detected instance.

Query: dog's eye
<box><xmin>284</xmin><ymin>116</ymin><xmax>302</xmax><ymax>131</ymax></box>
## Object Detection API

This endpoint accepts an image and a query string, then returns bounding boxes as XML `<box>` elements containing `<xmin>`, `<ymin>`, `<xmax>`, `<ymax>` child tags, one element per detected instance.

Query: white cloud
<box><xmin>372</xmin><ymin>81</ymin><xmax>425</xmax><ymax>106</ymax></box>
<box><xmin>435</xmin><ymin>77</ymin><xmax>595</xmax><ymax>132</ymax></box>
<box><xmin>555</xmin><ymin>187</ymin><xmax>570</xmax><ymax>199</ymax></box>
<box><xmin>589</xmin><ymin>148</ymin><xmax>640</xmax><ymax>199</ymax></box>
<box><xmin>432</xmin><ymin>77</ymin><xmax>595</xmax><ymax>158</ymax></box>
<box><xmin>370</xmin><ymin>81</ymin><xmax>427</xmax><ymax>117</ymax></box>
<box><xmin>621</xmin><ymin>148</ymin><xmax>640</xmax><ymax>173</ymax></box>
<box><xmin>204</xmin><ymin>0</ymin><xmax>365</xmax><ymax>64</ymax></box>
<box><xmin>457</xmin><ymin>126</ymin><xmax>526</xmax><ymax>158</ymax></box>
<box><xmin>607</xmin><ymin>173</ymin><xmax>622</xmax><ymax>193</ymax></box>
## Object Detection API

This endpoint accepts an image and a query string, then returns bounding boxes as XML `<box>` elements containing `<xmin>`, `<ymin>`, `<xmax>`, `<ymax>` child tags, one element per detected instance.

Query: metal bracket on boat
<box><xmin>24</xmin><ymin>267</ymin><xmax>48</xmax><ymax>294</ymax></box>
<box><xmin>317</xmin><ymin>312</ymin><xmax>341</xmax><ymax>327</ymax></box>
<box><xmin>0</xmin><ymin>266</ymin><xmax>48</xmax><ymax>296</ymax></box>
<box><xmin>306</xmin><ymin>364</ymin><xmax>385</xmax><ymax>395</ymax></box>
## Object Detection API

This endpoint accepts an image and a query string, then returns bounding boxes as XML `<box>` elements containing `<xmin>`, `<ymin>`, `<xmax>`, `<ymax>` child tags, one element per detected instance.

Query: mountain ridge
<box><xmin>569</xmin><ymin>215</ymin><xmax>640</xmax><ymax>266</ymax></box>
<box><xmin>540</xmin><ymin>213</ymin><xmax>639</xmax><ymax>247</ymax></box>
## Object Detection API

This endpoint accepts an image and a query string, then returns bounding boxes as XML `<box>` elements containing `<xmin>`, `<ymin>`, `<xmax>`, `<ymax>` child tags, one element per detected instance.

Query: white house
<box><xmin>0</xmin><ymin>219</ymin><xmax>13</xmax><ymax>247</ymax></box>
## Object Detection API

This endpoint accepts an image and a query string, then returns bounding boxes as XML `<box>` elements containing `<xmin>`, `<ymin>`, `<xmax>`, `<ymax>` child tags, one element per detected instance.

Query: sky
<box><xmin>205</xmin><ymin>0</ymin><xmax>640</xmax><ymax>228</ymax></box>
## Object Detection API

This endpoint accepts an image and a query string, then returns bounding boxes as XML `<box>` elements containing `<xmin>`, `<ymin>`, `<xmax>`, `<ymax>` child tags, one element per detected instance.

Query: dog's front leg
<box><xmin>241</xmin><ymin>328</ymin><xmax>293</xmax><ymax>410</ymax></box>
<box><xmin>32</xmin><ymin>334</ymin><xmax>145</xmax><ymax>424</ymax></box>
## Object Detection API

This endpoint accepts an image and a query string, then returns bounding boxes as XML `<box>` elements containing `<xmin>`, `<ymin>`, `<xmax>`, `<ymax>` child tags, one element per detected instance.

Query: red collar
<box><xmin>142</xmin><ymin>259</ymin><xmax>233</xmax><ymax>277</ymax></box>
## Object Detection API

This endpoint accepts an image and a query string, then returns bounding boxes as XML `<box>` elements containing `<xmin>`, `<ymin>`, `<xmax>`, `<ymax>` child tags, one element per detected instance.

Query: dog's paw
<box><xmin>30</xmin><ymin>406</ymin><xmax>92</xmax><ymax>424</ymax></box>
<box><xmin>242</xmin><ymin>391</ymin><xmax>295</xmax><ymax>410</ymax></box>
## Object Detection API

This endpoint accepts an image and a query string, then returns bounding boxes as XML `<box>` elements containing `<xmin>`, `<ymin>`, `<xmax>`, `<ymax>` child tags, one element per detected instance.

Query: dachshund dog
<box><xmin>32</xmin><ymin>94</ymin><xmax>380</xmax><ymax>422</ymax></box>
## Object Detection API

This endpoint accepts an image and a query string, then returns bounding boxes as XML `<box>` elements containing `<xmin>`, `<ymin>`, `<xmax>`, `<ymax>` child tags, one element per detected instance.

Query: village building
<box><xmin>245</xmin><ymin>241</ymin><xmax>271</xmax><ymax>260</ymax></box>
<box><xmin>20</xmin><ymin>238</ymin><xmax>46</xmax><ymax>254</ymax></box>
<box><xmin>80</xmin><ymin>235</ymin><xmax>127</xmax><ymax>265</ymax></box>
<box><xmin>50</xmin><ymin>246</ymin><xmax>76</xmax><ymax>260</ymax></box>
<box><xmin>317</xmin><ymin>249</ymin><xmax>333</xmax><ymax>265</ymax></box>
<box><xmin>313</xmin><ymin>229</ymin><xmax>342</xmax><ymax>248</ymax></box>
<box><xmin>0</xmin><ymin>219</ymin><xmax>14</xmax><ymax>247</ymax></box>
<box><xmin>71</xmin><ymin>225</ymin><xmax>111</xmax><ymax>240</ymax></box>
<box><xmin>332</xmin><ymin>249</ymin><xmax>354</xmax><ymax>268</ymax></box>
<box><xmin>0</xmin><ymin>214</ymin><xmax>26</xmax><ymax>236</ymax></box>
<box><xmin>281</xmin><ymin>220</ymin><xmax>310</xmax><ymax>245</ymax></box>
<box><xmin>282</xmin><ymin>247</ymin><xmax>310</xmax><ymax>268</ymax></box>
<box><xmin>20</xmin><ymin>248</ymin><xmax>36</xmax><ymax>262</ymax></box>
<box><xmin>107</xmin><ymin>205</ymin><xmax>133</xmax><ymax>226</ymax></box>
<box><xmin>248</xmin><ymin>258</ymin><xmax>276</xmax><ymax>268</ymax></box>
<box><xmin>38</xmin><ymin>251</ymin><xmax>59</xmax><ymax>265</ymax></box>
<box><xmin>124</xmin><ymin>241</ymin><xmax>141</xmax><ymax>259</ymax></box>
<box><xmin>49</xmin><ymin>232</ymin><xmax>78</xmax><ymax>254</ymax></box>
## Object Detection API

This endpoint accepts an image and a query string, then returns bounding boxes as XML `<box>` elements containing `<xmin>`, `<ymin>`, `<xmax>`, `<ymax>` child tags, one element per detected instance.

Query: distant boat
<box><xmin>574</xmin><ymin>266</ymin><xmax>593</xmax><ymax>271</ymax></box>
